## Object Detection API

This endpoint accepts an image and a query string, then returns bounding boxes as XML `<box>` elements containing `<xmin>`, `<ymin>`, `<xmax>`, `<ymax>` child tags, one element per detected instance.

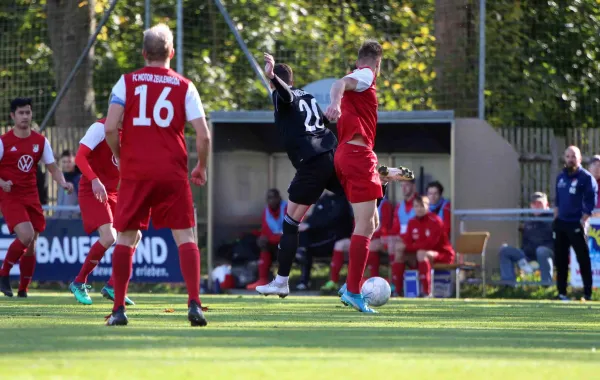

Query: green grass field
<box><xmin>0</xmin><ymin>293</ymin><xmax>599</xmax><ymax>380</ymax></box>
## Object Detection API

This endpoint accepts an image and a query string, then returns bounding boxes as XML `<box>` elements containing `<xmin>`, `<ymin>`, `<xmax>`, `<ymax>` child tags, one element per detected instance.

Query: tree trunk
<box><xmin>46</xmin><ymin>0</ymin><xmax>96</xmax><ymax>128</ymax></box>
<box><xmin>434</xmin><ymin>0</ymin><xmax>478</xmax><ymax>117</ymax></box>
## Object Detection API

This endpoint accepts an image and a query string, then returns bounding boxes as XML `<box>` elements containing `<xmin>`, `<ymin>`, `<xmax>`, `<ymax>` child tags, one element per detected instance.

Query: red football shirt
<box><xmin>110</xmin><ymin>66</ymin><xmax>205</xmax><ymax>181</ymax></box>
<box><xmin>78</xmin><ymin>118</ymin><xmax>120</xmax><ymax>194</ymax></box>
<box><xmin>0</xmin><ymin>130</ymin><xmax>54</xmax><ymax>201</ymax></box>
<box><xmin>404</xmin><ymin>212</ymin><xmax>455</xmax><ymax>263</ymax></box>
<box><xmin>336</xmin><ymin>67</ymin><xmax>378</xmax><ymax>149</ymax></box>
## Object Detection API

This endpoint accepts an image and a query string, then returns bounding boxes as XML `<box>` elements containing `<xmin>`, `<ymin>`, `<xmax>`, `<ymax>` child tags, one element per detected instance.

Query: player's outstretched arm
<box><xmin>105</xmin><ymin>103</ymin><xmax>124</xmax><ymax>161</ymax></box>
<box><xmin>263</xmin><ymin>52</ymin><xmax>293</xmax><ymax>103</ymax></box>
<box><xmin>324</xmin><ymin>77</ymin><xmax>359</xmax><ymax>121</ymax></box>
<box><xmin>190</xmin><ymin>117</ymin><xmax>211</xmax><ymax>186</ymax></box>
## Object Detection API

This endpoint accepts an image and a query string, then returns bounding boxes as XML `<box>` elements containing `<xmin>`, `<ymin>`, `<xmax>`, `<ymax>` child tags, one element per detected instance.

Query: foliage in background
<box><xmin>1</xmin><ymin>0</ymin><xmax>599</xmax><ymax>133</ymax></box>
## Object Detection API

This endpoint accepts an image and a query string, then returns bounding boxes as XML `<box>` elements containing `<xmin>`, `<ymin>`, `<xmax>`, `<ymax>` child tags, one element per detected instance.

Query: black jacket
<box><xmin>522</xmin><ymin>220</ymin><xmax>553</xmax><ymax>260</ymax></box>
<box><xmin>306</xmin><ymin>193</ymin><xmax>353</xmax><ymax>240</ymax></box>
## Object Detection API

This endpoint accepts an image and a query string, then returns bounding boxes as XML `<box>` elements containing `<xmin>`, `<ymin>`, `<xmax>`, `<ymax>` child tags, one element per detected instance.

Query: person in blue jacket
<box><xmin>554</xmin><ymin>145</ymin><xmax>598</xmax><ymax>301</ymax></box>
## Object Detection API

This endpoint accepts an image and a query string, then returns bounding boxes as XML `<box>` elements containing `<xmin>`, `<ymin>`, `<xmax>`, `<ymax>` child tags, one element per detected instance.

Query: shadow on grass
<box><xmin>0</xmin><ymin>294</ymin><xmax>599</xmax><ymax>362</ymax></box>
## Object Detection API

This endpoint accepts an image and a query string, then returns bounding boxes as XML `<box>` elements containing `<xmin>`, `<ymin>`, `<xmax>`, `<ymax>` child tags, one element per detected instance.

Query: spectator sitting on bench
<box><xmin>322</xmin><ymin>195</ymin><xmax>392</xmax><ymax>291</ymax></box>
<box><xmin>499</xmin><ymin>192</ymin><xmax>554</xmax><ymax>286</ymax></box>
<box><xmin>246</xmin><ymin>189</ymin><xmax>287</xmax><ymax>290</ymax></box>
<box><xmin>388</xmin><ymin>179</ymin><xmax>418</xmax><ymax>294</ymax></box>
<box><xmin>426</xmin><ymin>181</ymin><xmax>451</xmax><ymax>237</ymax></box>
<box><xmin>391</xmin><ymin>195</ymin><xmax>455</xmax><ymax>297</ymax></box>
<box><xmin>295</xmin><ymin>190</ymin><xmax>353</xmax><ymax>291</ymax></box>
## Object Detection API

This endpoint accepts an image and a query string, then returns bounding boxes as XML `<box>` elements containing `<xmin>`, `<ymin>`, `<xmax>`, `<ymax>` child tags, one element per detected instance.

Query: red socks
<box><xmin>75</xmin><ymin>241</ymin><xmax>108</xmax><ymax>284</ymax></box>
<box><xmin>111</xmin><ymin>245</ymin><xmax>135</xmax><ymax>311</ymax></box>
<box><xmin>330</xmin><ymin>249</ymin><xmax>344</xmax><ymax>282</ymax></box>
<box><xmin>367</xmin><ymin>250</ymin><xmax>380</xmax><ymax>278</ymax></box>
<box><xmin>178</xmin><ymin>242</ymin><xmax>201</xmax><ymax>306</ymax></box>
<box><xmin>391</xmin><ymin>261</ymin><xmax>405</xmax><ymax>296</ymax></box>
<box><xmin>258</xmin><ymin>251</ymin><xmax>272</xmax><ymax>281</ymax></box>
<box><xmin>418</xmin><ymin>260</ymin><xmax>432</xmax><ymax>296</ymax></box>
<box><xmin>347</xmin><ymin>235</ymin><xmax>370</xmax><ymax>294</ymax></box>
<box><xmin>18</xmin><ymin>255</ymin><xmax>36</xmax><ymax>292</ymax></box>
<box><xmin>0</xmin><ymin>239</ymin><xmax>28</xmax><ymax>276</ymax></box>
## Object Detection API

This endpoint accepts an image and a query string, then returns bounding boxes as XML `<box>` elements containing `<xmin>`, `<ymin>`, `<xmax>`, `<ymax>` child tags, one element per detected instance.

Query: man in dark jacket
<box><xmin>554</xmin><ymin>145</ymin><xmax>597</xmax><ymax>301</ymax></box>
<box><xmin>499</xmin><ymin>192</ymin><xmax>554</xmax><ymax>285</ymax></box>
<box><xmin>294</xmin><ymin>191</ymin><xmax>353</xmax><ymax>290</ymax></box>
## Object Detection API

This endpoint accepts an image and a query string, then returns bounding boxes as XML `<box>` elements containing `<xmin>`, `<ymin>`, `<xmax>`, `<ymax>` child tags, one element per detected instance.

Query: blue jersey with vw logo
<box><xmin>555</xmin><ymin>167</ymin><xmax>597</xmax><ymax>222</ymax></box>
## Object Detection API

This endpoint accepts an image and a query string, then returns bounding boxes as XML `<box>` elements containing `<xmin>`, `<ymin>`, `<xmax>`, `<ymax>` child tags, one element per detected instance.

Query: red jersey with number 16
<box><xmin>336</xmin><ymin>67</ymin><xmax>378</xmax><ymax>149</ymax></box>
<box><xmin>78</xmin><ymin>118</ymin><xmax>120</xmax><ymax>194</ymax></box>
<box><xmin>110</xmin><ymin>66</ymin><xmax>205</xmax><ymax>181</ymax></box>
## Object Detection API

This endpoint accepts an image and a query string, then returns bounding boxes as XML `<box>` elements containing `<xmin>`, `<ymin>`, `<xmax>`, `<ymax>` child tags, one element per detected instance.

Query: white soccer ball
<box><xmin>361</xmin><ymin>276</ymin><xmax>391</xmax><ymax>307</ymax></box>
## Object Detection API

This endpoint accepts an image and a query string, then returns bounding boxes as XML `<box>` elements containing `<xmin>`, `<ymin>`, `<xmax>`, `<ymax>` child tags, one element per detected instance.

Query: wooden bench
<box><xmin>432</xmin><ymin>231</ymin><xmax>490</xmax><ymax>298</ymax></box>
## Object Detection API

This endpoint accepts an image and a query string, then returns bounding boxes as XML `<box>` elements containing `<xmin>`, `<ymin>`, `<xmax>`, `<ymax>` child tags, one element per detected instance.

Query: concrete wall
<box><xmin>212</xmin><ymin>151</ymin><xmax>270</xmax><ymax>246</ymax></box>
<box><xmin>454</xmin><ymin>118</ymin><xmax>521</xmax><ymax>273</ymax></box>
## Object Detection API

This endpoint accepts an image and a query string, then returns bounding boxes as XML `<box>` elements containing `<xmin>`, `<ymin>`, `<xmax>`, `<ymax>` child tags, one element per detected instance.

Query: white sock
<box><xmin>274</xmin><ymin>275</ymin><xmax>289</xmax><ymax>285</ymax></box>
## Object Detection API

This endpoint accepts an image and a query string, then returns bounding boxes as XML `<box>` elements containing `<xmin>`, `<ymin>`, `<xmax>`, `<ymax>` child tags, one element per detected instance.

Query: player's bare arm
<box><xmin>105</xmin><ymin>103</ymin><xmax>125</xmax><ymax>161</ymax></box>
<box><xmin>46</xmin><ymin>162</ymin><xmax>74</xmax><ymax>194</ymax></box>
<box><xmin>324</xmin><ymin>77</ymin><xmax>359</xmax><ymax>121</ymax></box>
<box><xmin>190</xmin><ymin>117</ymin><xmax>210</xmax><ymax>186</ymax></box>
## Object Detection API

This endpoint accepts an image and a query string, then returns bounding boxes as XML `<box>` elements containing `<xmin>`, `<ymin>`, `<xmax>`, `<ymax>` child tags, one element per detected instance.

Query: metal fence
<box><xmin>2</xmin><ymin>1</ymin><xmax>598</xmax><ymax>132</ymax></box>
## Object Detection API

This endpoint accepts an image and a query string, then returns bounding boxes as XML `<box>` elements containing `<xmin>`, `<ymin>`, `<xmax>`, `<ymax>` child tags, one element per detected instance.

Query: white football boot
<box><xmin>256</xmin><ymin>280</ymin><xmax>290</xmax><ymax>298</ymax></box>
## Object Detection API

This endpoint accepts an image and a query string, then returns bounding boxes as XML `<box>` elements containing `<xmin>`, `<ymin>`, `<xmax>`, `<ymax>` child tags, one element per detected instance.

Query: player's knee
<box><xmin>117</xmin><ymin>230</ymin><xmax>140</xmax><ymax>247</ymax></box>
<box><xmin>416</xmin><ymin>250</ymin><xmax>427</xmax><ymax>262</ymax></box>
<box><xmin>283</xmin><ymin>218</ymin><xmax>299</xmax><ymax>234</ymax></box>
<box><xmin>18</xmin><ymin>233</ymin><xmax>34</xmax><ymax>247</ymax></box>
<box><xmin>172</xmin><ymin>228</ymin><xmax>195</xmax><ymax>247</ymax></box>
<box><xmin>334</xmin><ymin>239</ymin><xmax>347</xmax><ymax>251</ymax></box>
<box><xmin>98</xmin><ymin>226</ymin><xmax>117</xmax><ymax>247</ymax></box>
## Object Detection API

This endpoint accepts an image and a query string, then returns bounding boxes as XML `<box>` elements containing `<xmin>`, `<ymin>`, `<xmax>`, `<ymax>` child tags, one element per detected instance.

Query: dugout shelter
<box><xmin>206</xmin><ymin>111</ymin><xmax>520</xmax><ymax>277</ymax></box>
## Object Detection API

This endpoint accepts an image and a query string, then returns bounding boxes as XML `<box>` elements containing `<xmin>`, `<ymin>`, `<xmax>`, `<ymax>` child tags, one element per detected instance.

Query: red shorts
<box><xmin>0</xmin><ymin>197</ymin><xmax>45</xmax><ymax>234</ymax></box>
<box><xmin>334</xmin><ymin>144</ymin><xmax>382</xmax><ymax>203</ymax></box>
<box><xmin>79</xmin><ymin>191</ymin><xmax>117</xmax><ymax>234</ymax></box>
<box><xmin>114</xmin><ymin>179</ymin><xmax>195</xmax><ymax>232</ymax></box>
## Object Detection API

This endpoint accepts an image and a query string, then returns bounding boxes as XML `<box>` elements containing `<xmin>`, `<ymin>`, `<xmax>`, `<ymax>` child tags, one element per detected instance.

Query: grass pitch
<box><xmin>0</xmin><ymin>292</ymin><xmax>599</xmax><ymax>379</ymax></box>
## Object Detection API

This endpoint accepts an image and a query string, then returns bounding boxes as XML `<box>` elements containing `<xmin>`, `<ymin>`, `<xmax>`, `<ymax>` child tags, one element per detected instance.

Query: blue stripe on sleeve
<box><xmin>110</xmin><ymin>95</ymin><xmax>125</xmax><ymax>107</ymax></box>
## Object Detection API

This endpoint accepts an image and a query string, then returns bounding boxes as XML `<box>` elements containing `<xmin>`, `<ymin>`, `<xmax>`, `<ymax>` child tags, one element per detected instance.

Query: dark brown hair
<box><xmin>358</xmin><ymin>40</ymin><xmax>383</xmax><ymax>61</ymax></box>
<box><xmin>274</xmin><ymin>63</ymin><xmax>293</xmax><ymax>85</ymax></box>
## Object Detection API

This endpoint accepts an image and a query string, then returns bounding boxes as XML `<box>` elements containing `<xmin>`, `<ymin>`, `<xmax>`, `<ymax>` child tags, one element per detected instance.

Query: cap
<box><xmin>530</xmin><ymin>192</ymin><xmax>548</xmax><ymax>203</ymax></box>
<box><xmin>591</xmin><ymin>155</ymin><xmax>600</xmax><ymax>164</ymax></box>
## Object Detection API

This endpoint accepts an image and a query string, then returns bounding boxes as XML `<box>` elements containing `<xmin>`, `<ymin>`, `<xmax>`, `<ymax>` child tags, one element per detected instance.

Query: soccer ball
<box><xmin>361</xmin><ymin>276</ymin><xmax>391</xmax><ymax>307</ymax></box>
